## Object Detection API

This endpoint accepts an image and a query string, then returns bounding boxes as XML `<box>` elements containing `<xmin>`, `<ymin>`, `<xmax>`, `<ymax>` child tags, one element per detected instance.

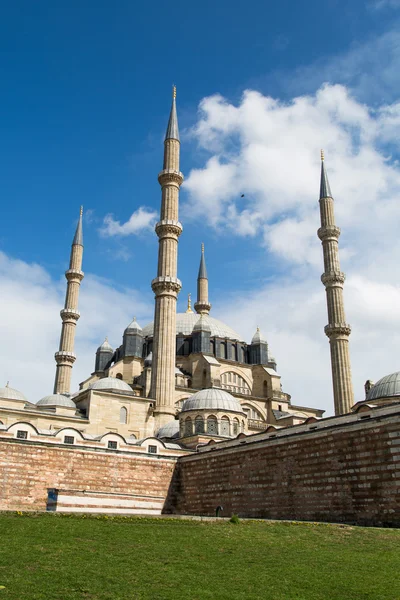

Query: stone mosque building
<box><xmin>0</xmin><ymin>89</ymin><xmax>398</xmax><ymax>453</ymax></box>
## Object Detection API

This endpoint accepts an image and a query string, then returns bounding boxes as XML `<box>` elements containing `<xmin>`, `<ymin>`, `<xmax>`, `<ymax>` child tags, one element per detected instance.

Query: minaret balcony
<box><xmin>158</xmin><ymin>169</ymin><xmax>184</xmax><ymax>187</ymax></box>
<box><xmin>60</xmin><ymin>308</ymin><xmax>81</xmax><ymax>321</ymax></box>
<box><xmin>324</xmin><ymin>323</ymin><xmax>352</xmax><ymax>338</ymax></box>
<box><xmin>317</xmin><ymin>225</ymin><xmax>341</xmax><ymax>241</ymax></box>
<box><xmin>151</xmin><ymin>276</ymin><xmax>182</xmax><ymax>296</ymax></box>
<box><xmin>65</xmin><ymin>269</ymin><xmax>84</xmax><ymax>282</ymax></box>
<box><xmin>155</xmin><ymin>220</ymin><xmax>183</xmax><ymax>239</ymax></box>
<box><xmin>54</xmin><ymin>351</ymin><xmax>77</xmax><ymax>365</ymax></box>
<box><xmin>321</xmin><ymin>271</ymin><xmax>345</xmax><ymax>287</ymax></box>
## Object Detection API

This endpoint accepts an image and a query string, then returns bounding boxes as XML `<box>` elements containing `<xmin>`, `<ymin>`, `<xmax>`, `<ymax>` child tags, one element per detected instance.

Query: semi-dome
<box><xmin>181</xmin><ymin>388</ymin><xmax>244</xmax><ymax>413</ymax></box>
<box><xmin>156</xmin><ymin>420</ymin><xmax>180</xmax><ymax>439</ymax></box>
<box><xmin>366</xmin><ymin>371</ymin><xmax>400</xmax><ymax>401</ymax></box>
<box><xmin>90</xmin><ymin>377</ymin><xmax>132</xmax><ymax>392</ymax></box>
<box><xmin>0</xmin><ymin>384</ymin><xmax>27</xmax><ymax>402</ymax></box>
<box><xmin>37</xmin><ymin>393</ymin><xmax>76</xmax><ymax>408</ymax></box>
<box><xmin>142</xmin><ymin>312</ymin><xmax>242</xmax><ymax>340</ymax></box>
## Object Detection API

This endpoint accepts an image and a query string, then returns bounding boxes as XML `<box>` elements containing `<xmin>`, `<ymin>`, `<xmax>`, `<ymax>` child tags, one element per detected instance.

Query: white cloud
<box><xmin>99</xmin><ymin>206</ymin><xmax>157</xmax><ymax>237</ymax></box>
<box><xmin>183</xmin><ymin>84</ymin><xmax>400</xmax><ymax>413</ymax></box>
<box><xmin>0</xmin><ymin>251</ymin><xmax>153</xmax><ymax>403</ymax></box>
<box><xmin>368</xmin><ymin>0</ymin><xmax>400</xmax><ymax>10</ymax></box>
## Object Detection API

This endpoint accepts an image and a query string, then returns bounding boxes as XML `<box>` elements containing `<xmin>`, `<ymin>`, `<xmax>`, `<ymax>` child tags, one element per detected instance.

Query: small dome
<box><xmin>37</xmin><ymin>393</ymin><xmax>76</xmax><ymax>408</ymax></box>
<box><xmin>193</xmin><ymin>315</ymin><xmax>211</xmax><ymax>332</ymax></box>
<box><xmin>366</xmin><ymin>371</ymin><xmax>400</xmax><ymax>401</ymax></box>
<box><xmin>252</xmin><ymin>327</ymin><xmax>267</xmax><ymax>344</ymax></box>
<box><xmin>181</xmin><ymin>388</ymin><xmax>243</xmax><ymax>413</ymax></box>
<box><xmin>157</xmin><ymin>420</ymin><xmax>180</xmax><ymax>439</ymax></box>
<box><xmin>0</xmin><ymin>384</ymin><xmax>27</xmax><ymax>402</ymax></box>
<box><xmin>97</xmin><ymin>338</ymin><xmax>113</xmax><ymax>353</ymax></box>
<box><xmin>144</xmin><ymin>352</ymin><xmax>153</xmax><ymax>367</ymax></box>
<box><xmin>90</xmin><ymin>377</ymin><xmax>132</xmax><ymax>392</ymax></box>
<box><xmin>125</xmin><ymin>317</ymin><xmax>142</xmax><ymax>333</ymax></box>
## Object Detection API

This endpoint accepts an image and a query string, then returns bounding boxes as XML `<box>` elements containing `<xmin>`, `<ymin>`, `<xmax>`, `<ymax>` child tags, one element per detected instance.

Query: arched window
<box><xmin>184</xmin><ymin>417</ymin><xmax>193</xmax><ymax>436</ymax></box>
<box><xmin>195</xmin><ymin>415</ymin><xmax>204</xmax><ymax>434</ymax></box>
<box><xmin>242</xmin><ymin>404</ymin><xmax>264</xmax><ymax>421</ymax></box>
<box><xmin>233</xmin><ymin>418</ymin><xmax>239</xmax><ymax>436</ymax></box>
<box><xmin>116</xmin><ymin>373</ymin><xmax>123</xmax><ymax>380</ymax></box>
<box><xmin>220</xmin><ymin>416</ymin><xmax>230</xmax><ymax>437</ymax></box>
<box><xmin>221</xmin><ymin>342</ymin><xmax>227</xmax><ymax>359</ymax></box>
<box><xmin>119</xmin><ymin>406</ymin><xmax>127</xmax><ymax>424</ymax></box>
<box><xmin>263</xmin><ymin>381</ymin><xmax>268</xmax><ymax>397</ymax></box>
<box><xmin>231</xmin><ymin>344</ymin><xmax>237</xmax><ymax>361</ymax></box>
<box><xmin>207</xmin><ymin>415</ymin><xmax>218</xmax><ymax>435</ymax></box>
<box><xmin>210</xmin><ymin>340</ymin><xmax>215</xmax><ymax>355</ymax></box>
<box><xmin>221</xmin><ymin>372</ymin><xmax>251</xmax><ymax>395</ymax></box>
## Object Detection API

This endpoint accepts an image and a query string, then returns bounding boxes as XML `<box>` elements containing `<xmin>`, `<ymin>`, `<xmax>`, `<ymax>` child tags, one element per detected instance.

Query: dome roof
<box><xmin>142</xmin><ymin>312</ymin><xmax>242</xmax><ymax>340</ymax></box>
<box><xmin>181</xmin><ymin>388</ymin><xmax>243</xmax><ymax>413</ymax></box>
<box><xmin>156</xmin><ymin>420</ymin><xmax>180</xmax><ymax>439</ymax></box>
<box><xmin>97</xmin><ymin>338</ymin><xmax>113</xmax><ymax>353</ymax></box>
<box><xmin>90</xmin><ymin>377</ymin><xmax>132</xmax><ymax>392</ymax></box>
<box><xmin>125</xmin><ymin>317</ymin><xmax>142</xmax><ymax>333</ymax></box>
<box><xmin>36</xmin><ymin>393</ymin><xmax>76</xmax><ymax>408</ymax></box>
<box><xmin>0</xmin><ymin>385</ymin><xmax>27</xmax><ymax>402</ymax></box>
<box><xmin>366</xmin><ymin>371</ymin><xmax>400</xmax><ymax>401</ymax></box>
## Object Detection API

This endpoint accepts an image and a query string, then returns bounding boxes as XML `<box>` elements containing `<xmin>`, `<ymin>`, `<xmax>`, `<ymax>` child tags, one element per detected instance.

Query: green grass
<box><xmin>0</xmin><ymin>513</ymin><xmax>399</xmax><ymax>600</ymax></box>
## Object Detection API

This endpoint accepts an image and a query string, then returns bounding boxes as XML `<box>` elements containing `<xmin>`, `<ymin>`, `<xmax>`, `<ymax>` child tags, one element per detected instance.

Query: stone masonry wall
<box><xmin>0</xmin><ymin>441</ymin><xmax>176</xmax><ymax>511</ymax></box>
<box><xmin>167</xmin><ymin>410</ymin><xmax>400</xmax><ymax>526</ymax></box>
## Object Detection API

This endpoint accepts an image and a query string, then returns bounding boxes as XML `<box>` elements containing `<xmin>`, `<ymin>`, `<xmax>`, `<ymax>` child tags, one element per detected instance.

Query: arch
<box><xmin>232</xmin><ymin>418</ymin><xmax>239</xmax><ymax>436</ymax></box>
<box><xmin>194</xmin><ymin>415</ymin><xmax>204</xmax><ymax>434</ymax></box>
<box><xmin>221</xmin><ymin>342</ymin><xmax>227</xmax><ymax>359</ymax></box>
<box><xmin>116</xmin><ymin>373</ymin><xmax>123</xmax><ymax>380</ymax></box>
<box><xmin>184</xmin><ymin>417</ymin><xmax>193</xmax><ymax>436</ymax></box>
<box><xmin>220</xmin><ymin>416</ymin><xmax>230</xmax><ymax>437</ymax></box>
<box><xmin>220</xmin><ymin>371</ymin><xmax>251</xmax><ymax>395</ymax></box>
<box><xmin>120</xmin><ymin>406</ymin><xmax>128</xmax><ymax>424</ymax></box>
<box><xmin>207</xmin><ymin>415</ymin><xmax>218</xmax><ymax>435</ymax></box>
<box><xmin>242</xmin><ymin>403</ymin><xmax>264</xmax><ymax>421</ymax></box>
<box><xmin>231</xmin><ymin>343</ymin><xmax>237</xmax><ymax>361</ymax></box>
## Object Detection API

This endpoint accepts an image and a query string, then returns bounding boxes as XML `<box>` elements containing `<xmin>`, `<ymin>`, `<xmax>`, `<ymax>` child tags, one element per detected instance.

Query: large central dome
<box><xmin>142</xmin><ymin>312</ymin><xmax>243</xmax><ymax>340</ymax></box>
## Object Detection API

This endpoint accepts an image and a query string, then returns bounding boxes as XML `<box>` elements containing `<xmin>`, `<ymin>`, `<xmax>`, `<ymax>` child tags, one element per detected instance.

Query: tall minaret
<box><xmin>317</xmin><ymin>151</ymin><xmax>354</xmax><ymax>415</ymax></box>
<box><xmin>194</xmin><ymin>243</ymin><xmax>211</xmax><ymax>315</ymax></box>
<box><xmin>53</xmin><ymin>207</ymin><xmax>84</xmax><ymax>395</ymax></box>
<box><xmin>150</xmin><ymin>87</ymin><xmax>183</xmax><ymax>428</ymax></box>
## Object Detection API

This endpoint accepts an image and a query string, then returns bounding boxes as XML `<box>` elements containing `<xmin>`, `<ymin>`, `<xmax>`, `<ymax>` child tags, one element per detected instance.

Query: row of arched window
<box><xmin>181</xmin><ymin>415</ymin><xmax>245</xmax><ymax>438</ymax></box>
<box><xmin>220</xmin><ymin>371</ymin><xmax>251</xmax><ymax>395</ymax></box>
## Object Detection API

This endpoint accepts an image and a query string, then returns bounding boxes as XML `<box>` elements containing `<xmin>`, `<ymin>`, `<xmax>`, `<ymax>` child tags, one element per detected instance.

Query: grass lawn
<box><xmin>0</xmin><ymin>513</ymin><xmax>399</xmax><ymax>600</ymax></box>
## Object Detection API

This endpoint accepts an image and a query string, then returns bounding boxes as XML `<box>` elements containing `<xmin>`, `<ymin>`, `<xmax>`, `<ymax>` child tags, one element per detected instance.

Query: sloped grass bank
<box><xmin>0</xmin><ymin>513</ymin><xmax>399</xmax><ymax>600</ymax></box>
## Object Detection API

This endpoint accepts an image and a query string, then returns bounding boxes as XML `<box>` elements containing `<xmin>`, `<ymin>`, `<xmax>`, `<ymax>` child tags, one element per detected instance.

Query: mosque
<box><xmin>0</xmin><ymin>89</ymin><xmax>397</xmax><ymax>451</ymax></box>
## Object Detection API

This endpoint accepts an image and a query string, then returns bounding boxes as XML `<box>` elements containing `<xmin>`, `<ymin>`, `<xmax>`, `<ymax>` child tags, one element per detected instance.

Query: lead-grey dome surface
<box><xmin>142</xmin><ymin>313</ymin><xmax>242</xmax><ymax>340</ymax></box>
<box><xmin>90</xmin><ymin>377</ymin><xmax>132</xmax><ymax>392</ymax></box>
<box><xmin>366</xmin><ymin>371</ymin><xmax>400</xmax><ymax>401</ymax></box>
<box><xmin>156</xmin><ymin>420</ymin><xmax>180</xmax><ymax>439</ymax></box>
<box><xmin>37</xmin><ymin>393</ymin><xmax>76</xmax><ymax>408</ymax></box>
<box><xmin>181</xmin><ymin>388</ymin><xmax>244</xmax><ymax>413</ymax></box>
<box><xmin>0</xmin><ymin>386</ymin><xmax>27</xmax><ymax>402</ymax></box>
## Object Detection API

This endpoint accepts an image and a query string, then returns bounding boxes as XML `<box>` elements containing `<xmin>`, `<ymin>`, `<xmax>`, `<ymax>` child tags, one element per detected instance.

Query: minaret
<box><xmin>53</xmin><ymin>207</ymin><xmax>84</xmax><ymax>395</ymax></box>
<box><xmin>150</xmin><ymin>86</ymin><xmax>183</xmax><ymax>428</ymax></box>
<box><xmin>317</xmin><ymin>151</ymin><xmax>354</xmax><ymax>415</ymax></box>
<box><xmin>194</xmin><ymin>243</ymin><xmax>211</xmax><ymax>314</ymax></box>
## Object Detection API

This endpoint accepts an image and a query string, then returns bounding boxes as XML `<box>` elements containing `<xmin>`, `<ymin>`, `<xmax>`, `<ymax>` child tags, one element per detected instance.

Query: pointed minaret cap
<box><xmin>73</xmin><ymin>206</ymin><xmax>84</xmax><ymax>246</ymax></box>
<box><xmin>320</xmin><ymin>150</ymin><xmax>332</xmax><ymax>199</ymax></box>
<box><xmin>165</xmin><ymin>85</ymin><xmax>180</xmax><ymax>142</ymax></box>
<box><xmin>252</xmin><ymin>326</ymin><xmax>267</xmax><ymax>344</ymax></box>
<box><xmin>198</xmin><ymin>243</ymin><xmax>208</xmax><ymax>279</ymax></box>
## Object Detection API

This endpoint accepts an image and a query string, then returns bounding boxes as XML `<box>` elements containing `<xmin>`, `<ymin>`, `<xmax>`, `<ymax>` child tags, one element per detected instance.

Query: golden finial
<box><xmin>80</xmin><ymin>205</ymin><xmax>83</xmax><ymax>217</ymax></box>
<box><xmin>257</xmin><ymin>326</ymin><xmax>260</xmax><ymax>332</ymax></box>
<box><xmin>186</xmin><ymin>293</ymin><xmax>193</xmax><ymax>313</ymax></box>
<box><xmin>173</xmin><ymin>85</ymin><xmax>177</xmax><ymax>99</ymax></box>
<box><xmin>321</xmin><ymin>149</ymin><xmax>324</xmax><ymax>161</ymax></box>
<box><xmin>201</xmin><ymin>243</ymin><xmax>204</xmax><ymax>253</ymax></box>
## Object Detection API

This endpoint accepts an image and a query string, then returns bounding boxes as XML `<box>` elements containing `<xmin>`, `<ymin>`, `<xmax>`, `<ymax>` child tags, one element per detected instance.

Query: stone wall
<box><xmin>166</xmin><ymin>406</ymin><xmax>400</xmax><ymax>526</ymax></box>
<box><xmin>0</xmin><ymin>440</ymin><xmax>176</xmax><ymax>512</ymax></box>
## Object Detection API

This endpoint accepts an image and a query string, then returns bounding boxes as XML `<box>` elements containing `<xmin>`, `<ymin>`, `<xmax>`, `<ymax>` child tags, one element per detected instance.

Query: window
<box><xmin>278</xmin><ymin>405</ymin><xmax>282</xmax><ymax>412</ymax></box>
<box><xmin>16</xmin><ymin>430</ymin><xmax>28</xmax><ymax>440</ymax></box>
<box><xmin>243</xmin><ymin>404</ymin><xmax>264</xmax><ymax>421</ymax></box>
<box><xmin>207</xmin><ymin>416</ymin><xmax>218</xmax><ymax>435</ymax></box>
<box><xmin>220</xmin><ymin>416</ymin><xmax>230</xmax><ymax>437</ymax></box>
<box><xmin>116</xmin><ymin>373</ymin><xmax>123</xmax><ymax>380</ymax></box>
<box><xmin>64</xmin><ymin>436</ymin><xmax>74</xmax><ymax>445</ymax></box>
<box><xmin>221</xmin><ymin>372</ymin><xmax>251</xmax><ymax>395</ymax></box>
<box><xmin>120</xmin><ymin>406</ymin><xmax>127</xmax><ymax>424</ymax></box>
<box><xmin>184</xmin><ymin>417</ymin><xmax>193</xmax><ymax>436</ymax></box>
<box><xmin>233</xmin><ymin>418</ymin><xmax>239</xmax><ymax>436</ymax></box>
<box><xmin>148</xmin><ymin>445</ymin><xmax>158</xmax><ymax>454</ymax></box>
<box><xmin>195</xmin><ymin>415</ymin><xmax>204</xmax><ymax>434</ymax></box>
<box><xmin>108</xmin><ymin>440</ymin><xmax>118</xmax><ymax>449</ymax></box>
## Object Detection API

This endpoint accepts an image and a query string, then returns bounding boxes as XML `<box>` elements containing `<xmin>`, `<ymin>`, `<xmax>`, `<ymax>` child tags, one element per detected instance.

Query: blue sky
<box><xmin>2</xmin><ymin>0</ymin><xmax>400</xmax><ymax>413</ymax></box>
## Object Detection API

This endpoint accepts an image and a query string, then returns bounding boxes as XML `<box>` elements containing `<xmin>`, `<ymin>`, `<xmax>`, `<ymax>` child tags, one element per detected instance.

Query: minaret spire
<box><xmin>150</xmin><ymin>88</ymin><xmax>183</xmax><ymax>428</ymax></box>
<box><xmin>317</xmin><ymin>152</ymin><xmax>354</xmax><ymax>415</ymax></box>
<box><xmin>194</xmin><ymin>243</ymin><xmax>211</xmax><ymax>315</ymax></box>
<box><xmin>53</xmin><ymin>208</ymin><xmax>84</xmax><ymax>395</ymax></box>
